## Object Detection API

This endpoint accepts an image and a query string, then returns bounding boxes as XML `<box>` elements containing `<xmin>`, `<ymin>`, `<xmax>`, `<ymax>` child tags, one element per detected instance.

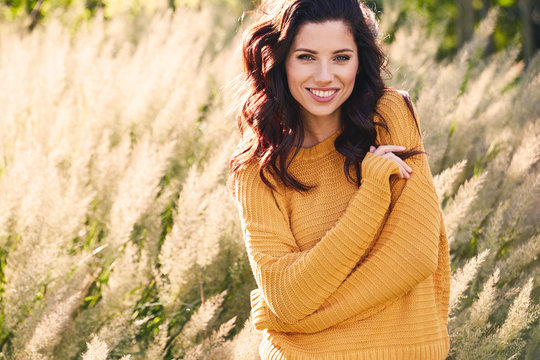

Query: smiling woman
<box><xmin>228</xmin><ymin>1</ymin><xmax>451</xmax><ymax>359</ymax></box>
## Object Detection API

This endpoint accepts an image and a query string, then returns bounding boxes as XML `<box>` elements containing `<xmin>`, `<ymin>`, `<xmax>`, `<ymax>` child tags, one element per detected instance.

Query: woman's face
<box><xmin>285</xmin><ymin>20</ymin><xmax>359</xmax><ymax>125</ymax></box>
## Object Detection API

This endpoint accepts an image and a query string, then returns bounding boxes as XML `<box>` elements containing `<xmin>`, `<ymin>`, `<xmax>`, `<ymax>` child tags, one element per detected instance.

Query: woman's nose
<box><xmin>314</xmin><ymin>63</ymin><xmax>333</xmax><ymax>83</ymax></box>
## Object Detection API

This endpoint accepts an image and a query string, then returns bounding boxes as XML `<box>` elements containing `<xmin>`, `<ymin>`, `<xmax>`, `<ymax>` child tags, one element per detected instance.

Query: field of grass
<box><xmin>0</xmin><ymin>2</ymin><xmax>538</xmax><ymax>359</ymax></box>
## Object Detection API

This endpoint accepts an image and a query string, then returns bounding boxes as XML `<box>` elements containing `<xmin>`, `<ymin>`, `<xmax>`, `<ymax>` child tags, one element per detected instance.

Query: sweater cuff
<box><xmin>361</xmin><ymin>152</ymin><xmax>401</xmax><ymax>182</ymax></box>
<box><xmin>250</xmin><ymin>289</ymin><xmax>271</xmax><ymax>331</ymax></box>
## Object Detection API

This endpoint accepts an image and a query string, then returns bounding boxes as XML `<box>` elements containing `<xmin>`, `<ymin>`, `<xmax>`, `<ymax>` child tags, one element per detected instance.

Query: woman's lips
<box><xmin>307</xmin><ymin>88</ymin><xmax>339</xmax><ymax>102</ymax></box>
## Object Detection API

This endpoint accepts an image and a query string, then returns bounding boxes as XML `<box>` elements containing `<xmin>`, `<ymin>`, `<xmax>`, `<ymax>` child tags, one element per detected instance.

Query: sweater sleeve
<box><xmin>249</xmin><ymin>92</ymin><xmax>443</xmax><ymax>333</ymax></box>
<box><xmin>233</xmin><ymin>151</ymin><xmax>400</xmax><ymax>325</ymax></box>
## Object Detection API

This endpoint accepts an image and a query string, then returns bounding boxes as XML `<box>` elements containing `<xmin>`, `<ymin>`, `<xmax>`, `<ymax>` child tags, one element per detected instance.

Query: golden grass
<box><xmin>0</xmin><ymin>2</ymin><xmax>538</xmax><ymax>359</ymax></box>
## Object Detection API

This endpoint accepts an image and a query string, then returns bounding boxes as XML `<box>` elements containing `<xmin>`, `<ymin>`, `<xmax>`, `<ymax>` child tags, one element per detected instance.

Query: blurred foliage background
<box><xmin>0</xmin><ymin>0</ymin><xmax>539</xmax><ymax>359</ymax></box>
<box><xmin>1</xmin><ymin>0</ymin><xmax>539</xmax><ymax>61</ymax></box>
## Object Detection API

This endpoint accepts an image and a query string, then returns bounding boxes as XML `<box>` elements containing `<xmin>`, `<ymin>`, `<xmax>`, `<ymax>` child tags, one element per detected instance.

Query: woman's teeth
<box><xmin>309</xmin><ymin>89</ymin><xmax>337</xmax><ymax>98</ymax></box>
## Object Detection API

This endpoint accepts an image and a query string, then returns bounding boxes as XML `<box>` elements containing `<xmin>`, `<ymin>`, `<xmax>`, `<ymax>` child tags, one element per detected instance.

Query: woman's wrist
<box><xmin>361</xmin><ymin>152</ymin><xmax>401</xmax><ymax>182</ymax></box>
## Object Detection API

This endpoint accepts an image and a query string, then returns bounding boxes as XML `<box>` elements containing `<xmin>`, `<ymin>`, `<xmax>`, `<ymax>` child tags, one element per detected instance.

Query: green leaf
<box><xmin>497</xmin><ymin>0</ymin><xmax>516</xmax><ymax>7</ymax></box>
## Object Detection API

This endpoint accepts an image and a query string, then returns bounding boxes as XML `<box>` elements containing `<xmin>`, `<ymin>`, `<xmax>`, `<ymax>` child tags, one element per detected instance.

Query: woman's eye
<box><xmin>297</xmin><ymin>54</ymin><xmax>315</xmax><ymax>61</ymax></box>
<box><xmin>335</xmin><ymin>55</ymin><xmax>351</xmax><ymax>62</ymax></box>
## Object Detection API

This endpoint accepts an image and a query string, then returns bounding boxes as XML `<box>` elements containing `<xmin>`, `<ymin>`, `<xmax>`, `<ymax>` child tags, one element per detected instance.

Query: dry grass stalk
<box><xmin>433</xmin><ymin>160</ymin><xmax>467</xmax><ymax>204</ymax></box>
<box><xmin>443</xmin><ymin>172</ymin><xmax>488</xmax><ymax>245</ymax></box>
<box><xmin>81</xmin><ymin>335</ymin><xmax>110</xmax><ymax>360</ymax></box>
<box><xmin>497</xmin><ymin>278</ymin><xmax>539</xmax><ymax>346</ymax></box>
<box><xmin>449</xmin><ymin>249</ymin><xmax>490</xmax><ymax>314</ymax></box>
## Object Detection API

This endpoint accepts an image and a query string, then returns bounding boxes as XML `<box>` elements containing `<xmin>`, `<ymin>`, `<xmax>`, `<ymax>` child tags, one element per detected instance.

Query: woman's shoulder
<box><xmin>377</xmin><ymin>87</ymin><xmax>418</xmax><ymax>121</ymax></box>
<box><xmin>375</xmin><ymin>87</ymin><xmax>422</xmax><ymax>147</ymax></box>
<box><xmin>231</xmin><ymin>160</ymin><xmax>262</xmax><ymax>193</ymax></box>
<box><xmin>231</xmin><ymin>160</ymin><xmax>283</xmax><ymax>197</ymax></box>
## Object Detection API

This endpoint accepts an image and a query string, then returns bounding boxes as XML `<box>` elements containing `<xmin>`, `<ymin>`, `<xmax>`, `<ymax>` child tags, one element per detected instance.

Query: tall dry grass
<box><xmin>385</xmin><ymin>6</ymin><xmax>540</xmax><ymax>359</ymax></box>
<box><xmin>0</xmin><ymin>3</ymin><xmax>252</xmax><ymax>359</ymax></box>
<box><xmin>0</xmin><ymin>1</ymin><xmax>538</xmax><ymax>359</ymax></box>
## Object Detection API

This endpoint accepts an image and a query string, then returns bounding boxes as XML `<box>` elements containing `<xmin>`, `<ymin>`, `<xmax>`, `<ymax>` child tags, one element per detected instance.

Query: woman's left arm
<box><xmin>251</xmin><ymin>92</ymin><xmax>445</xmax><ymax>333</ymax></box>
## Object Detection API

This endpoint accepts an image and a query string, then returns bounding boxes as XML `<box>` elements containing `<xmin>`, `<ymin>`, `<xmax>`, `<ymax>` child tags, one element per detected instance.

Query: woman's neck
<box><xmin>300</xmin><ymin>111</ymin><xmax>342</xmax><ymax>148</ymax></box>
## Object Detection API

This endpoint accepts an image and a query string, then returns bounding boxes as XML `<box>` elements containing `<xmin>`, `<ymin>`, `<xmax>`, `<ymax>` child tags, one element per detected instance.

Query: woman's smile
<box><xmin>306</xmin><ymin>88</ymin><xmax>340</xmax><ymax>101</ymax></box>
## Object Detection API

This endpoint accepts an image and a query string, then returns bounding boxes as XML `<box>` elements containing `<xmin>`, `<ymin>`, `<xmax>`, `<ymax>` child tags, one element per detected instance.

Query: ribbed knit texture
<box><xmin>232</xmin><ymin>89</ymin><xmax>451</xmax><ymax>359</ymax></box>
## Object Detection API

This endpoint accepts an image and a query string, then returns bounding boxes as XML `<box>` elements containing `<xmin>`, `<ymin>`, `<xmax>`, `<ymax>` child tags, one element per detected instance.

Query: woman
<box><xmin>229</xmin><ymin>0</ymin><xmax>451</xmax><ymax>358</ymax></box>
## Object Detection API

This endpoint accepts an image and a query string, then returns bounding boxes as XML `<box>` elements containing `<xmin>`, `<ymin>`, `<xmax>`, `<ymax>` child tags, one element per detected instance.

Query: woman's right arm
<box><xmin>248</xmin><ymin>92</ymin><xmax>444</xmax><ymax>334</ymax></box>
<box><xmin>233</xmin><ymin>152</ymin><xmax>400</xmax><ymax>325</ymax></box>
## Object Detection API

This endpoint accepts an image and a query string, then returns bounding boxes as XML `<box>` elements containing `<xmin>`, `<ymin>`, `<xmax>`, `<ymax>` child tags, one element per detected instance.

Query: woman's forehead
<box><xmin>291</xmin><ymin>20</ymin><xmax>356</xmax><ymax>52</ymax></box>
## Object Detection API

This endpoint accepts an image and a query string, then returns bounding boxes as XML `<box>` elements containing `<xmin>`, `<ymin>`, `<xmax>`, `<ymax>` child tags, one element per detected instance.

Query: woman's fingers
<box><xmin>371</xmin><ymin>145</ymin><xmax>406</xmax><ymax>156</ymax></box>
<box><xmin>373</xmin><ymin>146</ymin><xmax>410</xmax><ymax>178</ymax></box>
<box><xmin>383</xmin><ymin>153</ymin><xmax>412</xmax><ymax>178</ymax></box>
<box><xmin>369</xmin><ymin>144</ymin><xmax>413</xmax><ymax>179</ymax></box>
<box><xmin>387</xmin><ymin>153</ymin><xmax>412</xmax><ymax>173</ymax></box>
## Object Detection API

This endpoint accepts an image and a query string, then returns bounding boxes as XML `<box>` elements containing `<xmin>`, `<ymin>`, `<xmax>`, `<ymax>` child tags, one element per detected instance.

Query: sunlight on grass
<box><xmin>0</xmin><ymin>1</ymin><xmax>538</xmax><ymax>359</ymax></box>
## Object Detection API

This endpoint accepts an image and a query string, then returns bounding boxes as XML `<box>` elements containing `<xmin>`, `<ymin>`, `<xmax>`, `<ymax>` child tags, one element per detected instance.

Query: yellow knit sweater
<box><xmin>232</xmin><ymin>89</ymin><xmax>451</xmax><ymax>359</ymax></box>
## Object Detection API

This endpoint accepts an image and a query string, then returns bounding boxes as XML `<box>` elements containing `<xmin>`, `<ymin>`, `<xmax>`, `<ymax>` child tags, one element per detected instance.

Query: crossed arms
<box><xmin>233</xmin><ymin>94</ymin><xmax>441</xmax><ymax>334</ymax></box>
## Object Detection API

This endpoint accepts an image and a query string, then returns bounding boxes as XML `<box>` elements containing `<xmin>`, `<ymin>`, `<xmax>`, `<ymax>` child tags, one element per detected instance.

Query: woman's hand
<box><xmin>369</xmin><ymin>145</ymin><xmax>413</xmax><ymax>179</ymax></box>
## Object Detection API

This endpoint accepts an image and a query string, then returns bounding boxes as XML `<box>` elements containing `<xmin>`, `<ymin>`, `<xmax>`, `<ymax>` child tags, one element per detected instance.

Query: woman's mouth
<box><xmin>307</xmin><ymin>88</ymin><xmax>339</xmax><ymax>102</ymax></box>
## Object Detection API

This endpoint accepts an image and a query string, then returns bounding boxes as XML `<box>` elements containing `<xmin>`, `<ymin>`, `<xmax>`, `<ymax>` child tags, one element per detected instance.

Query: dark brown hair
<box><xmin>230</xmin><ymin>0</ymin><xmax>422</xmax><ymax>192</ymax></box>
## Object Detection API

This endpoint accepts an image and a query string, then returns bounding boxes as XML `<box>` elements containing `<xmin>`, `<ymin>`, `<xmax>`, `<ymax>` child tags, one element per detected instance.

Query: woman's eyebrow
<box><xmin>293</xmin><ymin>48</ymin><xmax>355</xmax><ymax>54</ymax></box>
